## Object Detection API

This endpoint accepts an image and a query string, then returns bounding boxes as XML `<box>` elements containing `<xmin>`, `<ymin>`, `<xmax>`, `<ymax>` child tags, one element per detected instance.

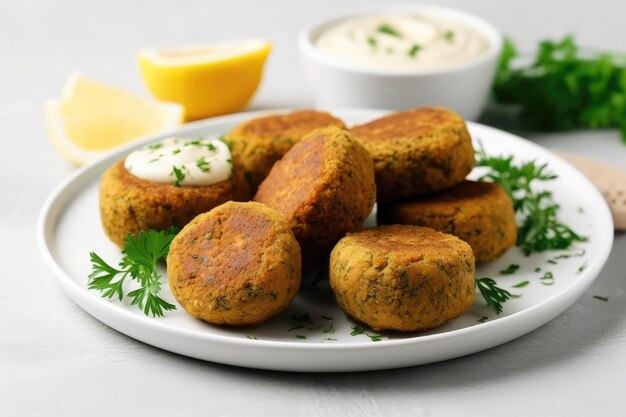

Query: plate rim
<box><xmin>36</xmin><ymin>108</ymin><xmax>615</xmax><ymax>369</ymax></box>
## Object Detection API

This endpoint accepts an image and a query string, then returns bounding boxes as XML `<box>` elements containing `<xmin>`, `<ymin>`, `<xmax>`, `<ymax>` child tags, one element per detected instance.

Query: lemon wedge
<box><xmin>138</xmin><ymin>39</ymin><xmax>271</xmax><ymax>121</ymax></box>
<box><xmin>45</xmin><ymin>73</ymin><xmax>184</xmax><ymax>165</ymax></box>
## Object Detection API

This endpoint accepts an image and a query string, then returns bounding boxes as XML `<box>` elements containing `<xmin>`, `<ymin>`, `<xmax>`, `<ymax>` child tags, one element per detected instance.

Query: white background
<box><xmin>2</xmin><ymin>0</ymin><xmax>625</xmax><ymax>416</ymax></box>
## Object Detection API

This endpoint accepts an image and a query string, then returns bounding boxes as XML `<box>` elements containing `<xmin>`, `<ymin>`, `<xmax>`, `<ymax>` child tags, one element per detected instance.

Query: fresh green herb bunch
<box><xmin>476</xmin><ymin>147</ymin><xmax>586</xmax><ymax>255</ymax></box>
<box><xmin>88</xmin><ymin>228</ymin><xmax>178</xmax><ymax>317</ymax></box>
<box><xmin>494</xmin><ymin>35</ymin><xmax>626</xmax><ymax>142</ymax></box>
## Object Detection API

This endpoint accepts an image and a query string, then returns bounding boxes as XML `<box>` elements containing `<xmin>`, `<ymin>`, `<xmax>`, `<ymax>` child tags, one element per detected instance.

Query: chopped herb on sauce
<box><xmin>377</xmin><ymin>23</ymin><xmax>402</xmax><ymax>37</ymax></box>
<box><xmin>196</xmin><ymin>156</ymin><xmax>211</xmax><ymax>172</ymax></box>
<box><xmin>170</xmin><ymin>165</ymin><xmax>185</xmax><ymax>187</ymax></box>
<box><xmin>408</xmin><ymin>44</ymin><xmax>421</xmax><ymax>58</ymax></box>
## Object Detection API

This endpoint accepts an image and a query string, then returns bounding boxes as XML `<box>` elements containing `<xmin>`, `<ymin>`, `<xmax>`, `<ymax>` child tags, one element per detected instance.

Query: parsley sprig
<box><xmin>476</xmin><ymin>277</ymin><xmax>513</xmax><ymax>314</ymax></box>
<box><xmin>88</xmin><ymin>229</ymin><xmax>178</xmax><ymax>317</ymax></box>
<box><xmin>476</xmin><ymin>146</ymin><xmax>586</xmax><ymax>255</ymax></box>
<box><xmin>494</xmin><ymin>35</ymin><xmax>626</xmax><ymax>143</ymax></box>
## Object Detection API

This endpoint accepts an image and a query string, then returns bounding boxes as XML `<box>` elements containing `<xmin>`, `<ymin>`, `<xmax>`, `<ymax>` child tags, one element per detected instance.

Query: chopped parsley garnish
<box><xmin>88</xmin><ymin>228</ymin><xmax>178</xmax><ymax>317</ymax></box>
<box><xmin>408</xmin><ymin>44</ymin><xmax>421</xmax><ymax>58</ymax></box>
<box><xmin>367</xmin><ymin>36</ymin><xmax>377</xmax><ymax>47</ymax></box>
<box><xmin>593</xmin><ymin>295</ymin><xmax>609</xmax><ymax>302</ymax></box>
<box><xmin>478</xmin><ymin>316</ymin><xmax>489</xmax><ymax>323</ymax></box>
<box><xmin>196</xmin><ymin>156</ymin><xmax>211</xmax><ymax>172</ymax></box>
<box><xmin>247</xmin><ymin>335</ymin><xmax>258</xmax><ymax>340</ymax></box>
<box><xmin>476</xmin><ymin>146</ymin><xmax>587</xmax><ymax>255</ymax></box>
<box><xmin>147</xmin><ymin>143</ymin><xmax>163</xmax><ymax>150</ymax></box>
<box><xmin>540</xmin><ymin>271</ymin><xmax>555</xmax><ymax>285</ymax></box>
<box><xmin>500</xmin><ymin>264</ymin><xmax>520</xmax><ymax>275</ymax></box>
<box><xmin>184</xmin><ymin>139</ymin><xmax>216</xmax><ymax>151</ymax></box>
<box><xmin>377</xmin><ymin>23</ymin><xmax>402</xmax><ymax>37</ymax></box>
<box><xmin>172</xmin><ymin>148</ymin><xmax>181</xmax><ymax>155</ymax></box>
<box><xmin>534</xmin><ymin>267</ymin><xmax>542</xmax><ymax>272</ymax></box>
<box><xmin>577</xmin><ymin>260</ymin><xmax>589</xmax><ymax>273</ymax></box>
<box><xmin>475</xmin><ymin>277</ymin><xmax>513</xmax><ymax>314</ymax></box>
<box><xmin>512</xmin><ymin>280</ymin><xmax>530</xmax><ymax>288</ymax></box>
<box><xmin>323</xmin><ymin>337</ymin><xmax>338</xmax><ymax>342</ymax></box>
<box><xmin>288</xmin><ymin>312</ymin><xmax>324</xmax><ymax>332</ymax></box>
<box><xmin>170</xmin><ymin>165</ymin><xmax>186</xmax><ymax>187</ymax></box>
<box><xmin>322</xmin><ymin>323</ymin><xmax>334</xmax><ymax>334</ymax></box>
<box><xmin>350</xmin><ymin>324</ymin><xmax>385</xmax><ymax>342</ymax></box>
<box><xmin>291</xmin><ymin>313</ymin><xmax>311</xmax><ymax>323</ymax></box>
<box><xmin>321</xmin><ymin>315</ymin><xmax>333</xmax><ymax>320</ymax></box>
<box><xmin>547</xmin><ymin>249</ymin><xmax>586</xmax><ymax>265</ymax></box>
<box><xmin>444</xmin><ymin>30</ymin><xmax>455</xmax><ymax>42</ymax></box>
<box><xmin>296</xmin><ymin>335</ymin><xmax>307</xmax><ymax>340</ymax></box>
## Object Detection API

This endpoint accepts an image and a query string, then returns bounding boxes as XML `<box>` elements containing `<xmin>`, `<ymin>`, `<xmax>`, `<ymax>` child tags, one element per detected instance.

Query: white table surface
<box><xmin>2</xmin><ymin>0</ymin><xmax>625</xmax><ymax>416</ymax></box>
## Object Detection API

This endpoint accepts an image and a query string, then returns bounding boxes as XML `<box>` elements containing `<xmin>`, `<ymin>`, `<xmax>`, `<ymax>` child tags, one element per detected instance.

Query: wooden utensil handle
<box><xmin>557</xmin><ymin>152</ymin><xmax>626</xmax><ymax>231</ymax></box>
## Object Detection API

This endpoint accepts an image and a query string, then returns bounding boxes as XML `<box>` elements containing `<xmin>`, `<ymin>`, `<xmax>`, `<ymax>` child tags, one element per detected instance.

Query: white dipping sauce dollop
<box><xmin>124</xmin><ymin>137</ymin><xmax>233</xmax><ymax>186</ymax></box>
<box><xmin>315</xmin><ymin>13</ymin><xmax>490</xmax><ymax>71</ymax></box>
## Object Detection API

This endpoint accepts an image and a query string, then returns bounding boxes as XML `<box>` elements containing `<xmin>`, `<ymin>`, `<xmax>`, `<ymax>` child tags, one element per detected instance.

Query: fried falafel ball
<box><xmin>329</xmin><ymin>225</ymin><xmax>475</xmax><ymax>332</ymax></box>
<box><xmin>253</xmin><ymin>126</ymin><xmax>376</xmax><ymax>253</ymax></box>
<box><xmin>351</xmin><ymin>107</ymin><xmax>475</xmax><ymax>202</ymax></box>
<box><xmin>167</xmin><ymin>201</ymin><xmax>301</xmax><ymax>326</ymax></box>
<box><xmin>378</xmin><ymin>181</ymin><xmax>517</xmax><ymax>262</ymax></box>
<box><xmin>99</xmin><ymin>160</ymin><xmax>251</xmax><ymax>248</ymax></box>
<box><xmin>227</xmin><ymin>110</ymin><xmax>345</xmax><ymax>191</ymax></box>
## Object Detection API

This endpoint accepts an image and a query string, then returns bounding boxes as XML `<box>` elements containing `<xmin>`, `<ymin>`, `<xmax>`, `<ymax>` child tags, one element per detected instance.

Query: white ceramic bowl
<box><xmin>298</xmin><ymin>5</ymin><xmax>502</xmax><ymax>120</ymax></box>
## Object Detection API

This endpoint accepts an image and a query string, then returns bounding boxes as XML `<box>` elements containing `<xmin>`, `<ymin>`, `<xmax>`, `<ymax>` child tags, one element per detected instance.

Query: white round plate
<box><xmin>38</xmin><ymin>109</ymin><xmax>613</xmax><ymax>372</ymax></box>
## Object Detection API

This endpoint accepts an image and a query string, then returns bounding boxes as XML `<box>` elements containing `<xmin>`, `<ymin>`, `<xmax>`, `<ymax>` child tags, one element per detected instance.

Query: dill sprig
<box><xmin>88</xmin><ymin>228</ymin><xmax>178</xmax><ymax>317</ymax></box>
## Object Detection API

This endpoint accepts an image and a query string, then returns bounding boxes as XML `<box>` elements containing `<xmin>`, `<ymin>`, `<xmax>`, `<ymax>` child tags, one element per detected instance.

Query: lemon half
<box><xmin>138</xmin><ymin>39</ymin><xmax>271</xmax><ymax>121</ymax></box>
<box><xmin>45</xmin><ymin>73</ymin><xmax>184</xmax><ymax>165</ymax></box>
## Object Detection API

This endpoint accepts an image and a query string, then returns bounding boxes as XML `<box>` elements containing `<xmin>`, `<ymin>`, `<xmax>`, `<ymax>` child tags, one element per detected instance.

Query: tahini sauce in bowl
<box><xmin>314</xmin><ymin>13</ymin><xmax>490</xmax><ymax>71</ymax></box>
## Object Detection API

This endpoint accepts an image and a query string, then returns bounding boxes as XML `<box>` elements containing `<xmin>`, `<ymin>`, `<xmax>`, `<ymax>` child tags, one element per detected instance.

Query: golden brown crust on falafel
<box><xmin>329</xmin><ymin>225</ymin><xmax>475</xmax><ymax>332</ymax></box>
<box><xmin>228</xmin><ymin>110</ymin><xmax>345</xmax><ymax>190</ymax></box>
<box><xmin>378</xmin><ymin>181</ymin><xmax>517</xmax><ymax>262</ymax></box>
<box><xmin>351</xmin><ymin>107</ymin><xmax>475</xmax><ymax>202</ymax></box>
<box><xmin>253</xmin><ymin>126</ymin><xmax>376</xmax><ymax>253</ymax></box>
<box><xmin>167</xmin><ymin>201</ymin><xmax>301</xmax><ymax>326</ymax></box>
<box><xmin>99</xmin><ymin>160</ymin><xmax>251</xmax><ymax>248</ymax></box>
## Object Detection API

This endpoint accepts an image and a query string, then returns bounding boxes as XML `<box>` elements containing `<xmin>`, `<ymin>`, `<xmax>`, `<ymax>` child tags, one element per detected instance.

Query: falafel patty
<box><xmin>254</xmin><ymin>126</ymin><xmax>376</xmax><ymax>253</ymax></box>
<box><xmin>167</xmin><ymin>201</ymin><xmax>301</xmax><ymax>326</ymax></box>
<box><xmin>378</xmin><ymin>181</ymin><xmax>517</xmax><ymax>262</ymax></box>
<box><xmin>99</xmin><ymin>160</ymin><xmax>250</xmax><ymax>248</ymax></box>
<box><xmin>351</xmin><ymin>107</ymin><xmax>475</xmax><ymax>202</ymax></box>
<box><xmin>227</xmin><ymin>110</ymin><xmax>345</xmax><ymax>190</ymax></box>
<box><xmin>329</xmin><ymin>225</ymin><xmax>475</xmax><ymax>332</ymax></box>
